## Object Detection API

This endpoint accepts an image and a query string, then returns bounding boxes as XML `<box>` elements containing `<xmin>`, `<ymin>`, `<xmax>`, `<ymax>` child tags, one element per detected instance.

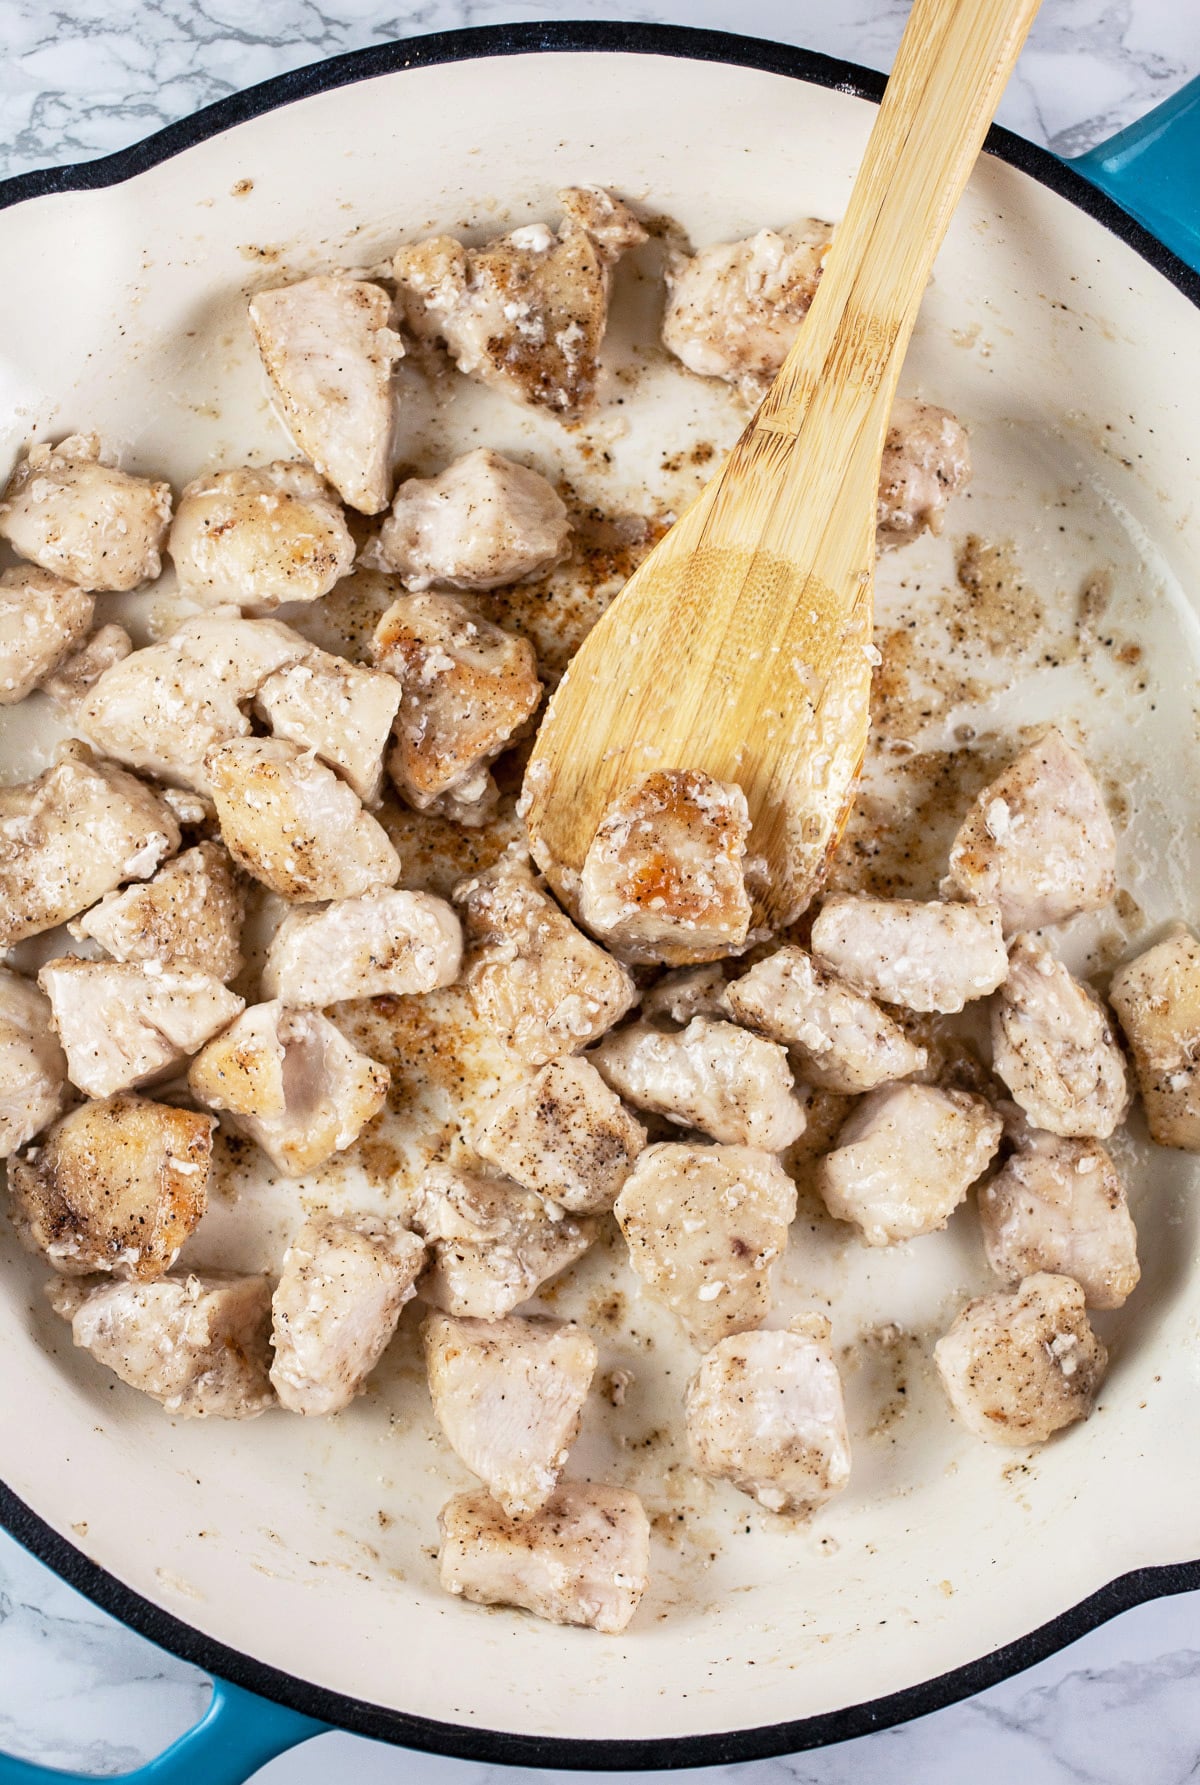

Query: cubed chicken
<box><xmin>613</xmin><ymin>1142</ymin><xmax>797</xmax><ymax>1348</ymax></box>
<box><xmin>188</xmin><ymin>1001</ymin><xmax>389</xmax><ymax>1176</ymax></box>
<box><xmin>168</xmin><ymin>461</ymin><xmax>355</xmax><ymax>612</ymax></box>
<box><xmin>42</xmin><ymin>623</ymin><xmax>133</xmax><ymax>707</ymax></box>
<box><xmin>591</xmin><ymin>1016</ymin><xmax>805</xmax><ymax>1150</ymax></box>
<box><xmin>455</xmin><ymin>849</ymin><xmax>636</xmax><ymax>1064</ymax></box>
<box><xmin>661</xmin><ymin>220</ymin><xmax>832</xmax><ymax>396</ymax></box>
<box><xmin>248</xmin><ymin>275</ymin><xmax>404</xmax><ymax>514</ymax></box>
<box><xmin>205</xmin><ymin>737</ymin><xmax>400</xmax><ymax>901</ymax></box>
<box><xmin>978</xmin><ymin>1130</ymin><xmax>1139</xmax><ymax>1309</ymax></box>
<box><xmin>371</xmin><ymin>449</ymin><xmax>571</xmax><ymax>590</ymax></box>
<box><xmin>9</xmin><ymin>1093</ymin><xmax>212</xmax><ymax>1278</ymax></box>
<box><xmin>992</xmin><ymin>935</ymin><xmax>1128</xmax><ymax>1139</ymax></box>
<box><xmin>255</xmin><ymin>650</ymin><xmax>402</xmax><ymax>804</ymax></box>
<box><xmin>372</xmin><ymin>592</ymin><xmax>542</xmax><ymax>818</ymax></box>
<box><xmin>726</xmin><ymin>946</ymin><xmax>928</xmax><ymax>1093</ymax></box>
<box><xmin>48</xmin><ymin>1271</ymin><xmax>274</xmax><ymax>1417</ymax></box>
<box><xmin>1110</xmin><ymin>928</ymin><xmax>1200</xmax><ymax>1149</ymax></box>
<box><xmin>0</xmin><ymin>565</ymin><xmax>93</xmax><ymax>703</ymax></box>
<box><xmin>685</xmin><ymin>1318</ymin><xmax>851</xmax><ymax>1514</ymax></box>
<box><xmin>0</xmin><ymin>968</ymin><xmax>68</xmax><ymax>1156</ymax></box>
<box><xmin>0</xmin><ymin>434</ymin><xmax>172</xmax><ymax>591</ymax></box>
<box><xmin>72</xmin><ymin>842</ymin><xmax>245</xmax><ymax>982</ymax></box>
<box><xmin>394</xmin><ymin>186</ymin><xmax>646</xmax><ymax>420</ymax></box>
<box><xmin>934</xmin><ymin>1272</ymin><xmax>1107</xmax><ymax>1447</ymax></box>
<box><xmin>817</xmin><ymin>1083</ymin><xmax>1002</xmax><ymax>1246</ymax></box>
<box><xmin>944</xmin><ymin>729</ymin><xmax>1117</xmax><ymax>933</ymax></box>
<box><xmin>425</xmin><ymin>1312</ymin><xmax>598</xmax><ymax>1518</ymax></box>
<box><xmin>876</xmin><ymin>400</ymin><xmax>972</xmax><ymax>549</ymax></box>
<box><xmin>269</xmin><ymin>1214</ymin><xmax>425</xmax><ymax>1415</ymax></box>
<box><xmin>639</xmin><ymin>963</ymin><xmax>731</xmax><ymax>1026</ymax></box>
<box><xmin>475</xmin><ymin>1057</ymin><xmax>646</xmax><ymax>1215</ymax></box>
<box><xmin>578</xmin><ymin>770</ymin><xmax>754</xmax><ymax>966</ymax></box>
<box><xmin>0</xmin><ymin>744</ymin><xmax>180</xmax><ymax>947</ymax></box>
<box><xmin>411</xmin><ymin>1166</ymin><xmax>597</xmax><ymax>1320</ymax></box>
<box><xmin>262</xmin><ymin>888</ymin><xmax>462</xmax><ymax>1007</ymax></box>
<box><xmin>439</xmin><ymin>1480</ymin><xmax>650</xmax><ymax>1633</ymax></box>
<box><xmin>810</xmin><ymin>894</ymin><xmax>1007</xmax><ymax>1014</ymax></box>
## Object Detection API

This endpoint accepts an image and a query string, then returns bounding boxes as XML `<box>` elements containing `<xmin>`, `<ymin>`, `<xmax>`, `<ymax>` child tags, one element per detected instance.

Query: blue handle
<box><xmin>1069</xmin><ymin>74</ymin><xmax>1200</xmax><ymax>275</ymax></box>
<box><xmin>0</xmin><ymin>1678</ymin><xmax>326</xmax><ymax>1785</ymax></box>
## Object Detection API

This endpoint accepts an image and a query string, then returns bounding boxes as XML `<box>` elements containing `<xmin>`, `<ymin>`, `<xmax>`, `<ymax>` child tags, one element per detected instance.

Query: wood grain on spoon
<box><xmin>524</xmin><ymin>0</ymin><xmax>1042</xmax><ymax>929</ymax></box>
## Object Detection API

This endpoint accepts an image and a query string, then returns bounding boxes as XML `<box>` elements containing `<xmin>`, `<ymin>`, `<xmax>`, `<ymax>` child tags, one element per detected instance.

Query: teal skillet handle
<box><xmin>1068</xmin><ymin>74</ymin><xmax>1200</xmax><ymax>275</ymax></box>
<box><xmin>0</xmin><ymin>1678</ymin><xmax>326</xmax><ymax>1785</ymax></box>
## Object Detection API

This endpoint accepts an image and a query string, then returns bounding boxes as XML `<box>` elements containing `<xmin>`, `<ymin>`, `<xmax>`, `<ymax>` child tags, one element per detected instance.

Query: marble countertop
<box><xmin>2</xmin><ymin>1</ymin><xmax>1200</xmax><ymax>1780</ymax></box>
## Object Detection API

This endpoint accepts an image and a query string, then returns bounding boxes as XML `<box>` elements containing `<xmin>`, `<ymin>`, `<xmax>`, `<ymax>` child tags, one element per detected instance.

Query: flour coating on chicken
<box><xmin>0</xmin><ymin>435</ymin><xmax>171</xmax><ymax>591</ymax></box>
<box><xmin>978</xmin><ymin>1130</ymin><xmax>1139</xmax><ymax>1309</ymax></box>
<box><xmin>411</xmin><ymin>1166</ymin><xmax>597</xmax><ymax>1320</ymax></box>
<box><xmin>0</xmin><ymin>968</ymin><xmax>68</xmax><ymax>1156</ymax></box>
<box><xmin>591</xmin><ymin>1016</ymin><xmax>805</xmax><ymax>1150</ymax></box>
<box><xmin>992</xmin><ymin>936</ymin><xmax>1128</xmax><ymax>1139</ymax></box>
<box><xmin>255</xmin><ymin>649</ymin><xmax>402</xmax><ymax>804</ymax></box>
<box><xmin>810</xmin><ymin>894</ymin><xmax>1007</xmax><ymax>1014</ymax></box>
<box><xmin>1109</xmin><ymin>927</ymin><xmax>1200</xmax><ymax>1151</ymax></box>
<box><xmin>371</xmin><ymin>449</ymin><xmax>571</xmax><ymax>590</ymax></box>
<box><xmin>38</xmin><ymin>958</ymin><xmax>244</xmax><ymax>1100</ymax></box>
<box><xmin>73</xmin><ymin>842</ymin><xmax>245</xmax><ymax>982</ymax></box>
<box><xmin>168</xmin><ymin>461</ymin><xmax>355</xmax><ymax>612</ymax></box>
<box><xmin>475</xmin><ymin>1056</ymin><xmax>646</xmax><ymax>1214</ymax></box>
<box><xmin>42</xmin><ymin>624</ymin><xmax>133</xmax><ymax>708</ymax></box>
<box><xmin>876</xmin><ymin>400</ymin><xmax>972</xmax><ymax>549</ymax></box>
<box><xmin>262</xmin><ymin>888</ymin><xmax>462</xmax><ymax>1007</ymax></box>
<box><xmin>0</xmin><ymin>566</ymin><xmax>93</xmax><ymax>703</ymax></box>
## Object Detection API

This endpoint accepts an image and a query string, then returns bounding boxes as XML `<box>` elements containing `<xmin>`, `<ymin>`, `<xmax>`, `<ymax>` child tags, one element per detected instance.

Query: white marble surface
<box><xmin>2</xmin><ymin>0</ymin><xmax>1200</xmax><ymax>1780</ymax></box>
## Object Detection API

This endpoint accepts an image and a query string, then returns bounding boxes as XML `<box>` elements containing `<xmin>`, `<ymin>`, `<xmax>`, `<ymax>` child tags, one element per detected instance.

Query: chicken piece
<box><xmin>262</xmin><ymin>888</ymin><xmax>461</xmax><ymax>1007</ymax></box>
<box><xmin>168</xmin><ymin>461</ymin><xmax>355</xmax><ymax>613</ymax></box>
<box><xmin>42</xmin><ymin>623</ymin><xmax>132</xmax><ymax>707</ymax></box>
<box><xmin>455</xmin><ymin>849</ymin><xmax>636</xmax><ymax>1064</ymax></box>
<box><xmin>269</xmin><ymin>1214</ymin><xmax>425</xmax><ymax>1415</ymax></box>
<box><xmin>661</xmin><ymin>220</ymin><xmax>832</xmax><ymax>397</ymax></box>
<box><xmin>817</xmin><ymin>1083</ymin><xmax>1001</xmax><ymax>1246</ymax></box>
<box><xmin>944</xmin><ymin>730</ymin><xmax>1118</xmax><ymax>933</ymax></box>
<box><xmin>48</xmin><ymin>1271</ymin><xmax>274</xmax><ymax>1417</ymax></box>
<box><xmin>439</xmin><ymin>1480</ymin><xmax>650</xmax><ymax>1633</ymax></box>
<box><xmin>37</xmin><ymin>958</ymin><xmax>244</xmax><ymax>1100</ymax></box>
<box><xmin>72</xmin><ymin>842</ymin><xmax>245</xmax><ymax>982</ymax></box>
<box><xmin>639</xmin><ymin>963</ymin><xmax>731</xmax><ymax>1027</ymax></box>
<box><xmin>9</xmin><ymin>1093</ymin><xmax>212</xmax><ymax>1278</ymax></box>
<box><xmin>727</xmin><ymin>946</ymin><xmax>928</xmax><ymax>1093</ymax></box>
<box><xmin>1109</xmin><ymin>928</ymin><xmax>1200</xmax><ymax>1149</ymax></box>
<box><xmin>613</xmin><ymin>1142</ymin><xmax>796</xmax><ymax>1348</ymax></box>
<box><xmin>475</xmin><ymin>1057</ymin><xmax>645</xmax><ymax>1215</ymax></box>
<box><xmin>591</xmin><ymin>1017</ymin><xmax>805</xmax><ymax>1150</ymax></box>
<box><xmin>992</xmin><ymin>935</ymin><xmax>1128</xmax><ymax>1139</ymax></box>
<box><xmin>372</xmin><ymin>449</ymin><xmax>570</xmax><ymax>590</ymax></box>
<box><xmin>372</xmin><ymin>592</ymin><xmax>541</xmax><ymax>817</ymax></box>
<box><xmin>206</xmin><ymin>737</ymin><xmax>399</xmax><ymax>901</ymax></box>
<box><xmin>425</xmin><ymin>1313</ymin><xmax>597</xmax><ymax>1518</ymax></box>
<box><xmin>78</xmin><ymin>613</ymin><xmax>310</xmax><ymax>793</ymax></box>
<box><xmin>0</xmin><ymin>434</ymin><xmax>171</xmax><ymax>591</ymax></box>
<box><xmin>876</xmin><ymin>399</ymin><xmax>972</xmax><ymax>550</ymax></box>
<box><xmin>411</xmin><ymin>1166</ymin><xmax>597</xmax><ymax>1320</ymax></box>
<box><xmin>578</xmin><ymin>770</ymin><xmax>753</xmax><ymax>966</ymax></box>
<box><xmin>0</xmin><ymin>565</ymin><xmax>93</xmax><ymax>703</ymax></box>
<box><xmin>255</xmin><ymin>650</ymin><xmax>402</xmax><ymax>804</ymax></box>
<box><xmin>810</xmin><ymin>894</ymin><xmax>1007</xmax><ymax>1015</ymax></box>
<box><xmin>978</xmin><ymin>1130</ymin><xmax>1139</xmax><ymax>1309</ymax></box>
<box><xmin>0</xmin><ymin>968</ymin><xmax>68</xmax><ymax>1156</ymax></box>
<box><xmin>0</xmin><ymin>744</ymin><xmax>180</xmax><ymax>948</ymax></box>
<box><xmin>248</xmin><ymin>275</ymin><xmax>404</xmax><ymax>514</ymax></box>
<box><xmin>394</xmin><ymin>186</ymin><xmax>645</xmax><ymax>420</ymax></box>
<box><xmin>188</xmin><ymin>1001</ymin><xmax>388</xmax><ymax>1176</ymax></box>
<box><xmin>685</xmin><ymin>1318</ymin><xmax>851</xmax><ymax>1513</ymax></box>
<box><xmin>934</xmin><ymin>1272</ymin><xmax>1107</xmax><ymax>1447</ymax></box>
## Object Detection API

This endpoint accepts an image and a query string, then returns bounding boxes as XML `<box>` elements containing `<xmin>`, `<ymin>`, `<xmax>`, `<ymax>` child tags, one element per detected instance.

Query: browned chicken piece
<box><xmin>42</xmin><ymin>623</ymin><xmax>133</xmax><ymax>707</ymax></box>
<box><xmin>455</xmin><ymin>849</ymin><xmax>636</xmax><ymax>1064</ymax></box>
<box><xmin>810</xmin><ymin>894</ymin><xmax>1008</xmax><ymax>1014</ymax></box>
<box><xmin>934</xmin><ymin>1272</ymin><xmax>1107</xmax><ymax>1447</ymax></box>
<box><xmin>394</xmin><ymin>186</ymin><xmax>646</xmax><ymax>420</ymax></box>
<box><xmin>992</xmin><ymin>936</ymin><xmax>1128</xmax><ymax>1139</ymax></box>
<box><xmin>439</xmin><ymin>1482</ymin><xmax>650</xmax><ymax>1634</ymax></box>
<box><xmin>262</xmin><ymin>888</ymin><xmax>462</xmax><ymax>1006</ymax></box>
<box><xmin>188</xmin><ymin>1000</ymin><xmax>389</xmax><ymax>1176</ymax></box>
<box><xmin>269</xmin><ymin>1214</ymin><xmax>425</xmax><ymax>1415</ymax></box>
<box><xmin>591</xmin><ymin>1016</ymin><xmax>805</xmax><ymax>1150</ymax></box>
<box><xmin>685</xmin><ymin>1317</ymin><xmax>851</xmax><ymax>1513</ymax></box>
<box><xmin>248</xmin><ymin>274</ymin><xmax>404</xmax><ymax>514</ymax></box>
<box><xmin>978</xmin><ymin>1129</ymin><xmax>1139</xmax><ymax>1310</ymax></box>
<box><xmin>0</xmin><ymin>968</ymin><xmax>68</xmax><ymax>1156</ymax></box>
<box><xmin>72</xmin><ymin>842</ymin><xmax>245</xmax><ymax>982</ymax></box>
<box><xmin>424</xmin><ymin>1312</ymin><xmax>598</xmax><ymax>1518</ymax></box>
<box><xmin>0</xmin><ymin>435</ymin><xmax>172</xmax><ymax>591</ymax></box>
<box><xmin>372</xmin><ymin>592</ymin><xmax>542</xmax><ymax>820</ymax></box>
<box><xmin>944</xmin><ymin>729</ymin><xmax>1118</xmax><ymax>933</ymax></box>
<box><xmin>0</xmin><ymin>565</ymin><xmax>93</xmax><ymax>703</ymax></box>
<box><xmin>411</xmin><ymin>1165</ymin><xmax>597</xmax><ymax>1320</ymax></box>
<box><xmin>578</xmin><ymin>769</ymin><xmax>754</xmax><ymax>966</ymax></box>
<box><xmin>255</xmin><ymin>649</ymin><xmax>403</xmax><ymax>804</ymax></box>
<box><xmin>817</xmin><ymin>1083</ymin><xmax>1002</xmax><ymax>1246</ymax></box>
<box><xmin>168</xmin><ymin>461</ymin><xmax>356</xmax><ymax>612</ymax></box>
<box><xmin>206</xmin><ymin>737</ymin><xmax>400</xmax><ymax>901</ymax></box>
<box><xmin>37</xmin><ymin>958</ymin><xmax>243</xmax><ymax>1099</ymax></box>
<box><xmin>9</xmin><ymin>1093</ymin><xmax>212</xmax><ymax>1278</ymax></box>
<box><xmin>876</xmin><ymin>400</ymin><xmax>972</xmax><ymax>550</ymax></box>
<box><xmin>475</xmin><ymin>1056</ymin><xmax>646</xmax><ymax>1215</ymax></box>
<box><xmin>0</xmin><ymin>744</ymin><xmax>180</xmax><ymax>948</ymax></box>
<box><xmin>639</xmin><ymin>963</ymin><xmax>731</xmax><ymax>1027</ymax></box>
<box><xmin>371</xmin><ymin>449</ymin><xmax>571</xmax><ymax>590</ymax></box>
<box><xmin>614</xmin><ymin>1141</ymin><xmax>796</xmax><ymax>1349</ymax></box>
<box><xmin>1109</xmin><ymin>927</ymin><xmax>1200</xmax><ymax>1148</ymax></box>
<box><xmin>48</xmin><ymin>1271</ymin><xmax>275</xmax><ymax>1417</ymax></box>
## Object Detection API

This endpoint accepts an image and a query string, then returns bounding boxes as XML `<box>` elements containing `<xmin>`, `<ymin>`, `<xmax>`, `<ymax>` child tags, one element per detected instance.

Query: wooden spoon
<box><xmin>523</xmin><ymin>0</ymin><xmax>1042</xmax><ymax>929</ymax></box>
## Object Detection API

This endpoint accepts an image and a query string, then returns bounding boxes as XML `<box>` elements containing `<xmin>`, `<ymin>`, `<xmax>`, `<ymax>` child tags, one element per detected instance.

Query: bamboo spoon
<box><xmin>523</xmin><ymin>0</ymin><xmax>1042</xmax><ymax>930</ymax></box>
